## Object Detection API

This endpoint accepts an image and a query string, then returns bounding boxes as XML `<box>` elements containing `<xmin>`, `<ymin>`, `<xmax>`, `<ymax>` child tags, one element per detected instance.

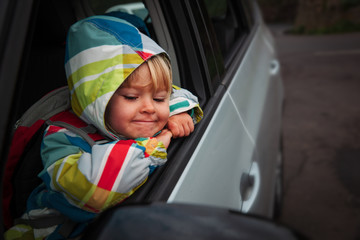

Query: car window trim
<box><xmin>221</xmin><ymin>0</ymin><xmax>260</xmax><ymax>87</ymax></box>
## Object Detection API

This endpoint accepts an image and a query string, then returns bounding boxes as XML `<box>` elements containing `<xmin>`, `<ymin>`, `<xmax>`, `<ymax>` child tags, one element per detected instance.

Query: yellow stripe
<box><xmin>71</xmin><ymin>92</ymin><xmax>82</xmax><ymax>117</ymax></box>
<box><xmin>68</xmin><ymin>53</ymin><xmax>144</xmax><ymax>92</ymax></box>
<box><xmin>172</xmin><ymin>84</ymin><xmax>181</xmax><ymax>90</ymax></box>
<box><xmin>51</xmin><ymin>156</ymin><xmax>151</xmax><ymax>212</ymax></box>
<box><xmin>105</xmin><ymin>177</ymin><xmax>148</xmax><ymax>209</ymax></box>
<box><xmin>81</xmin><ymin>184</ymin><xmax>97</xmax><ymax>208</ymax></box>
<box><xmin>52</xmin><ymin>153</ymin><xmax>94</xmax><ymax>206</ymax></box>
<box><xmin>151</xmin><ymin>150</ymin><xmax>167</xmax><ymax>159</ymax></box>
<box><xmin>194</xmin><ymin>104</ymin><xmax>204</xmax><ymax>123</ymax></box>
<box><xmin>4</xmin><ymin>224</ymin><xmax>34</xmax><ymax>240</ymax></box>
<box><xmin>96</xmin><ymin>67</ymin><xmax>135</xmax><ymax>99</ymax></box>
<box><xmin>104</xmin><ymin>191</ymin><xmax>127</xmax><ymax>209</ymax></box>
<box><xmin>84</xmin><ymin>177</ymin><xmax>148</xmax><ymax>211</ymax></box>
<box><xmin>70</xmin><ymin>67</ymin><xmax>136</xmax><ymax>116</ymax></box>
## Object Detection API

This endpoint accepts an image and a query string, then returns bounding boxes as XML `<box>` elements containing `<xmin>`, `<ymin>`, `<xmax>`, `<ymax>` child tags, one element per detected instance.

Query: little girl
<box><xmin>5</xmin><ymin>15</ymin><xmax>202</xmax><ymax>240</ymax></box>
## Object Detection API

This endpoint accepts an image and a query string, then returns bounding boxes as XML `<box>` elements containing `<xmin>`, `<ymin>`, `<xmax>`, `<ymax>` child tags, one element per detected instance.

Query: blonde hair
<box><xmin>105</xmin><ymin>54</ymin><xmax>172</xmax><ymax>137</ymax></box>
<box><xmin>122</xmin><ymin>53</ymin><xmax>172</xmax><ymax>95</ymax></box>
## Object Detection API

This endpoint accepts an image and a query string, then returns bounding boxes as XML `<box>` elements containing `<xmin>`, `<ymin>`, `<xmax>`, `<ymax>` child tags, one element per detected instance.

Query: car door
<box><xmin>223</xmin><ymin>2</ymin><xmax>283</xmax><ymax>215</ymax></box>
<box><xmin>139</xmin><ymin>0</ymin><xmax>283</xmax><ymax>217</ymax></box>
<box><xmin>132</xmin><ymin>0</ymin><xmax>259</xmax><ymax>212</ymax></box>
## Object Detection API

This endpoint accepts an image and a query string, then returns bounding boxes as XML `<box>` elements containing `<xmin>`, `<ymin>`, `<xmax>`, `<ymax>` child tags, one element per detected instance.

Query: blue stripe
<box><xmin>149</xmin><ymin>165</ymin><xmax>156</xmax><ymax>174</ymax></box>
<box><xmin>87</xmin><ymin>18</ymin><xmax>143</xmax><ymax>48</ymax></box>
<box><xmin>65</xmin><ymin>16</ymin><xmax>143</xmax><ymax>63</ymax></box>
<box><xmin>41</xmin><ymin>132</ymin><xmax>84</xmax><ymax>169</ymax></box>
<box><xmin>66</xmin><ymin>135</ymin><xmax>92</xmax><ymax>153</ymax></box>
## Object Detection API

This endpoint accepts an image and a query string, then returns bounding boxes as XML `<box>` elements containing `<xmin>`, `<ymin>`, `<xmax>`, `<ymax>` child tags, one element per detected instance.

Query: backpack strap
<box><xmin>46</xmin><ymin>120</ymin><xmax>97</xmax><ymax>147</ymax></box>
<box><xmin>46</xmin><ymin>110</ymin><xmax>107</xmax><ymax>145</ymax></box>
<box><xmin>15</xmin><ymin>86</ymin><xmax>70</xmax><ymax>128</ymax></box>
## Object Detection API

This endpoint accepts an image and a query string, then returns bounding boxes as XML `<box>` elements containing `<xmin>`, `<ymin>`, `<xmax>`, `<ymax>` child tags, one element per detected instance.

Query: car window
<box><xmin>88</xmin><ymin>0</ymin><xmax>219</xmax><ymax>106</ymax></box>
<box><xmin>87</xmin><ymin>0</ymin><xmax>186</xmax><ymax>88</ymax></box>
<box><xmin>88</xmin><ymin>1</ymin><xmax>151</xmax><ymax>31</ymax></box>
<box><xmin>203</xmin><ymin>0</ymin><xmax>250</xmax><ymax>65</ymax></box>
<box><xmin>86</xmin><ymin>0</ymin><xmax>250</xmax><ymax>105</ymax></box>
<box><xmin>89</xmin><ymin>0</ymin><xmax>145</xmax><ymax>16</ymax></box>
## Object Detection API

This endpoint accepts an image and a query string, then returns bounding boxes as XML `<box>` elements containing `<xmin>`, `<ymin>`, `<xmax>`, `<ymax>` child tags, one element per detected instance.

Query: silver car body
<box><xmin>165</xmin><ymin>7</ymin><xmax>283</xmax><ymax>216</ymax></box>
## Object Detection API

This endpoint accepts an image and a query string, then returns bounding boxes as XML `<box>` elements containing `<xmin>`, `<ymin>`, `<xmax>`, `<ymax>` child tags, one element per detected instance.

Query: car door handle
<box><xmin>240</xmin><ymin>162</ymin><xmax>260</xmax><ymax>213</ymax></box>
<box><xmin>240</xmin><ymin>172</ymin><xmax>254</xmax><ymax>202</ymax></box>
<box><xmin>270</xmin><ymin>59</ymin><xmax>280</xmax><ymax>75</ymax></box>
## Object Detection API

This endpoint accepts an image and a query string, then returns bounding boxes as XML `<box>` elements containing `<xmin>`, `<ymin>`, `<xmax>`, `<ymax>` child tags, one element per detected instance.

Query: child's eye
<box><xmin>123</xmin><ymin>96</ymin><xmax>137</xmax><ymax>100</ymax></box>
<box><xmin>154</xmin><ymin>98</ymin><xmax>165</xmax><ymax>102</ymax></box>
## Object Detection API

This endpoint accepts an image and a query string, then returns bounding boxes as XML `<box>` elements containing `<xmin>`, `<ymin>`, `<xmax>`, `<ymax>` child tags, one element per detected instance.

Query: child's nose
<box><xmin>140</xmin><ymin>98</ymin><xmax>155</xmax><ymax>113</ymax></box>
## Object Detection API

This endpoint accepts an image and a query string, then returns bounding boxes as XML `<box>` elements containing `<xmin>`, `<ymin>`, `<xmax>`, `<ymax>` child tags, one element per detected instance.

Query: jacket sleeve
<box><xmin>170</xmin><ymin>85</ymin><xmax>203</xmax><ymax>124</ymax></box>
<box><xmin>39</xmin><ymin>125</ymin><xmax>167</xmax><ymax>213</ymax></box>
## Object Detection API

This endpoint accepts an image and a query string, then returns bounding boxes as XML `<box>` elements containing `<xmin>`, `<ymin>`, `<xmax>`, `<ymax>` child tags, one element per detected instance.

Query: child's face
<box><xmin>106</xmin><ymin>63</ymin><xmax>170</xmax><ymax>139</ymax></box>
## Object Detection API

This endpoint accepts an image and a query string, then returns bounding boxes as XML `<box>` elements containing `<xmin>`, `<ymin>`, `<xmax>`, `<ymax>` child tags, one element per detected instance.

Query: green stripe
<box><xmin>170</xmin><ymin>101</ymin><xmax>190</xmax><ymax>113</ymax></box>
<box><xmin>69</xmin><ymin>53</ymin><xmax>143</xmax><ymax>91</ymax></box>
<box><xmin>73</xmin><ymin>68</ymin><xmax>134</xmax><ymax>113</ymax></box>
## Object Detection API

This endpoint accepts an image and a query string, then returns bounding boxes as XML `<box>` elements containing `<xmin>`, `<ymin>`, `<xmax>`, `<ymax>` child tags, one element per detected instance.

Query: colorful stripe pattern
<box><xmin>65</xmin><ymin>15</ymin><xmax>167</xmax><ymax>140</ymax></box>
<box><xmin>4</xmin><ymin>15</ymin><xmax>203</xmax><ymax>240</ymax></box>
<box><xmin>170</xmin><ymin>87</ymin><xmax>203</xmax><ymax>124</ymax></box>
<box><xmin>39</xmin><ymin>121</ymin><xmax>167</xmax><ymax>214</ymax></box>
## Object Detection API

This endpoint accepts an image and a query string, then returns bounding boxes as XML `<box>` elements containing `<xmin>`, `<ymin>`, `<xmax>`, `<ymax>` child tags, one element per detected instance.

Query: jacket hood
<box><xmin>64</xmin><ymin>15</ymin><xmax>167</xmax><ymax>139</ymax></box>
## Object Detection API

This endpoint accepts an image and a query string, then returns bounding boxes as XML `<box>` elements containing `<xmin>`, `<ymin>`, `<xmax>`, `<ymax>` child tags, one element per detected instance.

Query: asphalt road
<box><xmin>269</xmin><ymin>25</ymin><xmax>360</xmax><ymax>240</ymax></box>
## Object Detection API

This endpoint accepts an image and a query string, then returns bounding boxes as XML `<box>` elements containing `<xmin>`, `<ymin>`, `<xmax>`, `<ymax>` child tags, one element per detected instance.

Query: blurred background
<box><xmin>257</xmin><ymin>1</ymin><xmax>360</xmax><ymax>239</ymax></box>
<box><xmin>258</xmin><ymin>0</ymin><xmax>360</xmax><ymax>34</ymax></box>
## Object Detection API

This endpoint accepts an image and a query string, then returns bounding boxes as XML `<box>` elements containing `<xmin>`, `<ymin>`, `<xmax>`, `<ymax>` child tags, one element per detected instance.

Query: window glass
<box><xmin>89</xmin><ymin>0</ymin><xmax>148</xmax><ymax>19</ymax></box>
<box><xmin>88</xmin><ymin>1</ymin><xmax>184</xmax><ymax>83</ymax></box>
<box><xmin>203</xmin><ymin>0</ymin><xmax>247</xmax><ymax>59</ymax></box>
<box><xmin>204</xmin><ymin>0</ymin><xmax>227</xmax><ymax>18</ymax></box>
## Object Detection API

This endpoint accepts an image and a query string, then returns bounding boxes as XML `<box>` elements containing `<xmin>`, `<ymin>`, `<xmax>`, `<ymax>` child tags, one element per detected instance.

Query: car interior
<box><xmin>4</xmin><ymin>0</ymin><xmax>257</xmax><ymax>225</ymax></box>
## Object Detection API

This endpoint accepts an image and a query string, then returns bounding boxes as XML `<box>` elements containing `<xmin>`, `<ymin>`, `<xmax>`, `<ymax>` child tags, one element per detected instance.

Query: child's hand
<box><xmin>155</xmin><ymin>129</ymin><xmax>172</xmax><ymax>148</ymax></box>
<box><xmin>167</xmin><ymin>112</ymin><xmax>195</xmax><ymax>138</ymax></box>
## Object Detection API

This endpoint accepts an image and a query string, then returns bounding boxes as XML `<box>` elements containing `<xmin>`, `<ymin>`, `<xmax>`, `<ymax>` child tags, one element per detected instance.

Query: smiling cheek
<box><xmin>106</xmin><ymin>100</ymin><xmax>134</xmax><ymax>135</ymax></box>
<box><xmin>159</xmin><ymin>108</ymin><xmax>170</xmax><ymax>127</ymax></box>
<box><xmin>132</xmin><ymin>106</ymin><xmax>169</xmax><ymax>137</ymax></box>
<box><xmin>107</xmin><ymin>98</ymin><xmax>170</xmax><ymax>138</ymax></box>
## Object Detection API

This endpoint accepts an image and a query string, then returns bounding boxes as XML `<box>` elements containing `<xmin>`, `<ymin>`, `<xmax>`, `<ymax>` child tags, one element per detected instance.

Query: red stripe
<box><xmin>135</xmin><ymin>51</ymin><xmax>153</xmax><ymax>60</ymax></box>
<box><xmin>97</xmin><ymin>140</ymin><xmax>136</xmax><ymax>190</ymax></box>
<box><xmin>44</xmin><ymin>125</ymin><xmax>64</xmax><ymax>137</ymax></box>
<box><xmin>83</xmin><ymin>204</ymin><xmax>100</xmax><ymax>213</ymax></box>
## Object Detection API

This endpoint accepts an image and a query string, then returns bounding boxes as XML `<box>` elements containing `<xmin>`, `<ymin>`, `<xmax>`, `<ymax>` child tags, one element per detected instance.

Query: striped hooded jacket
<box><xmin>5</xmin><ymin>15</ymin><xmax>202</xmax><ymax>240</ymax></box>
